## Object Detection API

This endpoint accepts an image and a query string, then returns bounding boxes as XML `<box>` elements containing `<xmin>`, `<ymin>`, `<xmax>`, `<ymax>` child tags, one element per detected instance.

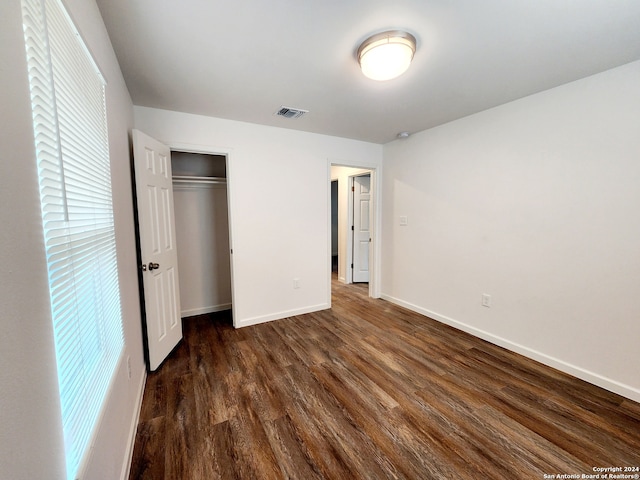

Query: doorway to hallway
<box><xmin>329</xmin><ymin>163</ymin><xmax>378</xmax><ymax>300</ymax></box>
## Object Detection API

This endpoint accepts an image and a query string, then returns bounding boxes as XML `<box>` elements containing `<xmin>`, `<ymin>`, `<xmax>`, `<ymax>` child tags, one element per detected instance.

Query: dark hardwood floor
<box><xmin>129</xmin><ymin>277</ymin><xmax>640</xmax><ymax>479</ymax></box>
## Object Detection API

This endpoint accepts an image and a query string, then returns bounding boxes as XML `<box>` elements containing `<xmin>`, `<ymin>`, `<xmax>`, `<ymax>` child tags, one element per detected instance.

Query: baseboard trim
<box><xmin>381</xmin><ymin>294</ymin><xmax>640</xmax><ymax>403</ymax></box>
<box><xmin>236</xmin><ymin>303</ymin><xmax>330</xmax><ymax>329</ymax></box>
<box><xmin>120</xmin><ymin>369</ymin><xmax>147</xmax><ymax>480</ymax></box>
<box><xmin>181</xmin><ymin>303</ymin><xmax>232</xmax><ymax>318</ymax></box>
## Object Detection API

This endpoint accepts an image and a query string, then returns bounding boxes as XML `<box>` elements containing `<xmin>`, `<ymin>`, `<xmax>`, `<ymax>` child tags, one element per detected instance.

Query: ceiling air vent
<box><xmin>275</xmin><ymin>106</ymin><xmax>308</xmax><ymax>119</ymax></box>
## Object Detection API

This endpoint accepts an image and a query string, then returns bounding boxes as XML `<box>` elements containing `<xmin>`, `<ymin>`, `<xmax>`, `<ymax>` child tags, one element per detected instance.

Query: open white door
<box><xmin>132</xmin><ymin>129</ymin><xmax>182</xmax><ymax>371</ymax></box>
<box><xmin>352</xmin><ymin>174</ymin><xmax>371</xmax><ymax>283</ymax></box>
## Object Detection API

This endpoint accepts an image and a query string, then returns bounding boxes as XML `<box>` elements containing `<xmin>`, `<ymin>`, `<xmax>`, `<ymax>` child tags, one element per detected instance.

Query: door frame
<box><xmin>169</xmin><ymin>141</ymin><xmax>237</xmax><ymax>326</ymax></box>
<box><xmin>328</xmin><ymin>160</ymin><xmax>381</xmax><ymax>300</ymax></box>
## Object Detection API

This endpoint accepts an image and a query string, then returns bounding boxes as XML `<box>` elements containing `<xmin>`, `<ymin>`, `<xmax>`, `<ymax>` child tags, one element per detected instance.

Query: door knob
<box><xmin>148</xmin><ymin>262</ymin><xmax>160</xmax><ymax>271</ymax></box>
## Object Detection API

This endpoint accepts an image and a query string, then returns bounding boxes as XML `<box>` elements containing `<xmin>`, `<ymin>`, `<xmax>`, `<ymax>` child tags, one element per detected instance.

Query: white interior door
<box><xmin>132</xmin><ymin>129</ymin><xmax>182</xmax><ymax>371</ymax></box>
<box><xmin>352</xmin><ymin>174</ymin><xmax>371</xmax><ymax>283</ymax></box>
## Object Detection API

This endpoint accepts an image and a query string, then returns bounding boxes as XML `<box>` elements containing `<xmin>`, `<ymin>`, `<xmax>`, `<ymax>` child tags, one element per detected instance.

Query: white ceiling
<box><xmin>96</xmin><ymin>0</ymin><xmax>640</xmax><ymax>144</ymax></box>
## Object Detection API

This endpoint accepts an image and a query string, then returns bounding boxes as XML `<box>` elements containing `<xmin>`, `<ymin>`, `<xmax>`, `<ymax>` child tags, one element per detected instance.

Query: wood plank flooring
<box><xmin>129</xmin><ymin>278</ymin><xmax>640</xmax><ymax>479</ymax></box>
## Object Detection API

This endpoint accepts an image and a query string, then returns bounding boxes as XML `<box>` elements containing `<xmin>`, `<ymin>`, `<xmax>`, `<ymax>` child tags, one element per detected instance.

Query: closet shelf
<box><xmin>172</xmin><ymin>175</ymin><xmax>227</xmax><ymax>185</ymax></box>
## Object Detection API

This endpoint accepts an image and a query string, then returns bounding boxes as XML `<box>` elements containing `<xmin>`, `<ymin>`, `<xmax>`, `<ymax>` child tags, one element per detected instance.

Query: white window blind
<box><xmin>21</xmin><ymin>1</ymin><xmax>124</xmax><ymax>479</ymax></box>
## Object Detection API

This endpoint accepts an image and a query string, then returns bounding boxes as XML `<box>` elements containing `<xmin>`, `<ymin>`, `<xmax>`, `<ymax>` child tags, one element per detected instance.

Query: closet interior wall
<box><xmin>171</xmin><ymin>151</ymin><xmax>232</xmax><ymax>318</ymax></box>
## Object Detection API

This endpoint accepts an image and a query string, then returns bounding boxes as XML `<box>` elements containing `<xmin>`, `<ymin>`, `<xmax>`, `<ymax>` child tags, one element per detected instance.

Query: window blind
<box><xmin>21</xmin><ymin>0</ymin><xmax>125</xmax><ymax>479</ymax></box>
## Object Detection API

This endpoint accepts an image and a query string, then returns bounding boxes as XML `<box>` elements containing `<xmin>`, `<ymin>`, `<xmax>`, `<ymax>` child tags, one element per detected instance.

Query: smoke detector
<box><xmin>274</xmin><ymin>106</ymin><xmax>308</xmax><ymax>119</ymax></box>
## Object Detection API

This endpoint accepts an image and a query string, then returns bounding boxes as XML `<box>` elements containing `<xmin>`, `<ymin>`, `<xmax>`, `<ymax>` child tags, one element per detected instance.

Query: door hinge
<box><xmin>351</xmin><ymin>225</ymin><xmax>354</xmax><ymax>231</ymax></box>
<box><xmin>351</xmin><ymin>263</ymin><xmax>354</xmax><ymax>269</ymax></box>
<box><xmin>352</xmin><ymin>186</ymin><xmax>355</xmax><ymax>192</ymax></box>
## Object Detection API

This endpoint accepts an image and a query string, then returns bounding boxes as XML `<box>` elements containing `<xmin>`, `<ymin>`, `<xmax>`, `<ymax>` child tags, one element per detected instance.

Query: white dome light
<box><xmin>358</xmin><ymin>30</ymin><xmax>416</xmax><ymax>81</ymax></box>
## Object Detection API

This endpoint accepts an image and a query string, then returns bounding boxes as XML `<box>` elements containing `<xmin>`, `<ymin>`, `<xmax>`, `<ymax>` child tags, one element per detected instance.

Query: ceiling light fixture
<box><xmin>357</xmin><ymin>30</ymin><xmax>417</xmax><ymax>81</ymax></box>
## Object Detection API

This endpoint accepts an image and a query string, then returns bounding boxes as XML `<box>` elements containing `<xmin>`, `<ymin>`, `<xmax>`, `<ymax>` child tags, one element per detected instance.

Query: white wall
<box><xmin>382</xmin><ymin>60</ymin><xmax>640</xmax><ymax>402</ymax></box>
<box><xmin>134</xmin><ymin>107</ymin><xmax>383</xmax><ymax>327</ymax></box>
<box><xmin>1</xmin><ymin>1</ymin><xmax>144</xmax><ymax>478</ymax></box>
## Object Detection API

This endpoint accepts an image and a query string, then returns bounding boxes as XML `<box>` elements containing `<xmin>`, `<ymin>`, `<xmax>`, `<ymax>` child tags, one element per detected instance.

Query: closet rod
<box><xmin>172</xmin><ymin>175</ymin><xmax>227</xmax><ymax>185</ymax></box>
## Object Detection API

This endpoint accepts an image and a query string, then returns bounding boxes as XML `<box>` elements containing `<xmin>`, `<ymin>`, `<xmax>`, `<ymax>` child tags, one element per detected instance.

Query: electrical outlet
<box><xmin>482</xmin><ymin>294</ymin><xmax>491</xmax><ymax>308</ymax></box>
<box><xmin>400</xmin><ymin>215</ymin><xmax>408</xmax><ymax>226</ymax></box>
<box><xmin>293</xmin><ymin>278</ymin><xmax>300</xmax><ymax>289</ymax></box>
<box><xmin>126</xmin><ymin>355</ymin><xmax>132</xmax><ymax>379</ymax></box>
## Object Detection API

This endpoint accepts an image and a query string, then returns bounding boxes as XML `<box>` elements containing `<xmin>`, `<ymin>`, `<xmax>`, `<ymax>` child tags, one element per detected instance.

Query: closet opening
<box><xmin>171</xmin><ymin>150</ymin><xmax>232</xmax><ymax>320</ymax></box>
